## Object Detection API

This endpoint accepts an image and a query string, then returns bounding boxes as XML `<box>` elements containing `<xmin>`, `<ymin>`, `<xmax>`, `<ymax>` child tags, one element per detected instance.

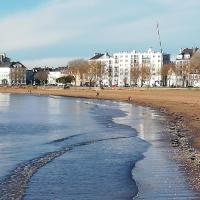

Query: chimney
<box><xmin>0</xmin><ymin>54</ymin><xmax>3</xmax><ymax>63</ymax></box>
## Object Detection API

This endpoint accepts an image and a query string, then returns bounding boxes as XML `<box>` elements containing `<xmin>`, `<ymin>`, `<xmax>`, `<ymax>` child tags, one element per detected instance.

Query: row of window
<box><xmin>114</xmin><ymin>54</ymin><xmax>161</xmax><ymax>59</ymax></box>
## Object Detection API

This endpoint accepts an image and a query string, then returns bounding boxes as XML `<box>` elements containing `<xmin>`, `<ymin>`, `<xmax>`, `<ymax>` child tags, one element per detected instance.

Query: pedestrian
<box><xmin>128</xmin><ymin>96</ymin><xmax>132</xmax><ymax>102</ymax></box>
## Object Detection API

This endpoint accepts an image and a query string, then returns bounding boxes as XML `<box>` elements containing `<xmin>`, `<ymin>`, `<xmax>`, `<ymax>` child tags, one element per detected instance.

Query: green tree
<box><xmin>56</xmin><ymin>75</ymin><xmax>75</xmax><ymax>84</ymax></box>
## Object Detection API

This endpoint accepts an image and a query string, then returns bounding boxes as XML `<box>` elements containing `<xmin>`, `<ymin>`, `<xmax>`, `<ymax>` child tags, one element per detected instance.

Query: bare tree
<box><xmin>182</xmin><ymin>63</ymin><xmax>190</xmax><ymax>87</ymax></box>
<box><xmin>94</xmin><ymin>61</ymin><xmax>104</xmax><ymax>84</ymax></box>
<box><xmin>68</xmin><ymin>59</ymin><xmax>89</xmax><ymax>86</ymax></box>
<box><xmin>10</xmin><ymin>67</ymin><xmax>26</xmax><ymax>85</ymax></box>
<box><xmin>97</xmin><ymin>62</ymin><xmax>106</xmax><ymax>86</ymax></box>
<box><xmin>86</xmin><ymin>61</ymin><xmax>102</xmax><ymax>86</ymax></box>
<box><xmin>140</xmin><ymin>64</ymin><xmax>151</xmax><ymax>87</ymax></box>
<box><xmin>34</xmin><ymin>70</ymin><xmax>48</xmax><ymax>85</ymax></box>
<box><xmin>191</xmin><ymin>51</ymin><xmax>200</xmax><ymax>74</ymax></box>
<box><xmin>130</xmin><ymin>64</ymin><xmax>140</xmax><ymax>86</ymax></box>
<box><xmin>161</xmin><ymin>63</ymin><xmax>176</xmax><ymax>86</ymax></box>
<box><xmin>67</xmin><ymin>59</ymin><xmax>106</xmax><ymax>87</ymax></box>
<box><xmin>190</xmin><ymin>51</ymin><xmax>200</xmax><ymax>85</ymax></box>
<box><xmin>174</xmin><ymin>62</ymin><xmax>191</xmax><ymax>87</ymax></box>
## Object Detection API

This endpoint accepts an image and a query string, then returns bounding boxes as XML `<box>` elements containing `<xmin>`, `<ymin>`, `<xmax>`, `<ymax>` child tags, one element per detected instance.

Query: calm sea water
<box><xmin>0</xmin><ymin>93</ymin><xmax>199</xmax><ymax>199</ymax></box>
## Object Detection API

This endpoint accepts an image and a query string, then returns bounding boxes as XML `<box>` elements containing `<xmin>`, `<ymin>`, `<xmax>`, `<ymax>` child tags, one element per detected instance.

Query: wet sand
<box><xmin>0</xmin><ymin>86</ymin><xmax>200</xmax><ymax>191</ymax></box>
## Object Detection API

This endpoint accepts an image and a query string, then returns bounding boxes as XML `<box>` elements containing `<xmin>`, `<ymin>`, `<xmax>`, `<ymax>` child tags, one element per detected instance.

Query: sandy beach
<box><xmin>1</xmin><ymin>86</ymin><xmax>200</xmax><ymax>191</ymax></box>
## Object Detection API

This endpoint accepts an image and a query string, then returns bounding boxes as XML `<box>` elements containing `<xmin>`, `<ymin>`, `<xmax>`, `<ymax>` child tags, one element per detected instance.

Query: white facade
<box><xmin>48</xmin><ymin>71</ymin><xmax>63</xmax><ymax>85</ymax></box>
<box><xmin>112</xmin><ymin>48</ymin><xmax>165</xmax><ymax>86</ymax></box>
<box><xmin>0</xmin><ymin>67</ymin><xmax>11</xmax><ymax>85</ymax></box>
<box><xmin>190</xmin><ymin>74</ymin><xmax>200</xmax><ymax>87</ymax></box>
<box><xmin>0</xmin><ymin>53</ymin><xmax>26</xmax><ymax>85</ymax></box>
<box><xmin>89</xmin><ymin>48</ymin><xmax>170</xmax><ymax>87</ymax></box>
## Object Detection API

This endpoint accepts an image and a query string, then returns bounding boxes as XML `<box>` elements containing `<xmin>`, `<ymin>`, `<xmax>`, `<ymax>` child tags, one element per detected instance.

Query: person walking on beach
<box><xmin>128</xmin><ymin>96</ymin><xmax>132</xmax><ymax>102</ymax></box>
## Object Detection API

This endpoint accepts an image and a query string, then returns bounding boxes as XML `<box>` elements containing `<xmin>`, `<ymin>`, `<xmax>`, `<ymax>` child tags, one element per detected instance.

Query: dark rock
<box><xmin>190</xmin><ymin>155</ymin><xmax>196</xmax><ymax>161</ymax></box>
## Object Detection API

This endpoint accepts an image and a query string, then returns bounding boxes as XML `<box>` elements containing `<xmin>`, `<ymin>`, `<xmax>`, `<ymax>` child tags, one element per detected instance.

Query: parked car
<box><xmin>57</xmin><ymin>83</ymin><xmax>65</xmax><ymax>86</ymax></box>
<box><xmin>193</xmin><ymin>82</ymin><xmax>200</xmax><ymax>88</ymax></box>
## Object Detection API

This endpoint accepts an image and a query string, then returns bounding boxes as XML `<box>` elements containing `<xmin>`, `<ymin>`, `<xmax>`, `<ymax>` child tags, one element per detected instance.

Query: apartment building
<box><xmin>89</xmin><ymin>48</ymin><xmax>170</xmax><ymax>87</ymax></box>
<box><xmin>175</xmin><ymin>48</ymin><xmax>199</xmax><ymax>87</ymax></box>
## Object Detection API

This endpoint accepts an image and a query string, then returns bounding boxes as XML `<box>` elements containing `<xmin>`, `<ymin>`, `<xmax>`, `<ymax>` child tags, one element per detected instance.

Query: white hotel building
<box><xmin>89</xmin><ymin>48</ymin><xmax>170</xmax><ymax>87</ymax></box>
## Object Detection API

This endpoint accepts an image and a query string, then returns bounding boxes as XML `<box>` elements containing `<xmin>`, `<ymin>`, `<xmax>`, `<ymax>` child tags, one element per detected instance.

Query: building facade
<box><xmin>89</xmin><ymin>53</ymin><xmax>114</xmax><ymax>86</ymax></box>
<box><xmin>47</xmin><ymin>67</ymin><xmax>68</xmax><ymax>85</ymax></box>
<box><xmin>172</xmin><ymin>48</ymin><xmax>200</xmax><ymax>87</ymax></box>
<box><xmin>0</xmin><ymin>54</ymin><xmax>26</xmax><ymax>85</ymax></box>
<box><xmin>48</xmin><ymin>71</ymin><xmax>62</xmax><ymax>85</ymax></box>
<box><xmin>175</xmin><ymin>48</ymin><xmax>199</xmax><ymax>87</ymax></box>
<box><xmin>89</xmin><ymin>48</ymin><xmax>170</xmax><ymax>87</ymax></box>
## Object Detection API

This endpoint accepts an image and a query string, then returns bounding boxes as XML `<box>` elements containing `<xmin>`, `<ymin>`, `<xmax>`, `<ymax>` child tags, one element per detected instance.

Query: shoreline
<box><xmin>0</xmin><ymin>86</ymin><xmax>200</xmax><ymax>192</ymax></box>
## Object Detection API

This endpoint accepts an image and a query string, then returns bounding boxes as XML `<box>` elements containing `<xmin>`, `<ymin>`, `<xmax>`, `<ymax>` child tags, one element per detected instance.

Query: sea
<box><xmin>0</xmin><ymin>93</ymin><xmax>199</xmax><ymax>199</ymax></box>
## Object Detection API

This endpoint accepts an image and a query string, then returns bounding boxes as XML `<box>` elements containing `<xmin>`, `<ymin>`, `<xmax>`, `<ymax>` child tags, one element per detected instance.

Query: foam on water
<box><xmin>113</xmin><ymin>102</ymin><xmax>200</xmax><ymax>199</ymax></box>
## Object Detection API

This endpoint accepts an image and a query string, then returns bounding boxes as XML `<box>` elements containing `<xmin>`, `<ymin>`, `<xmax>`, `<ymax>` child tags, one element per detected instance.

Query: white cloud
<box><xmin>0</xmin><ymin>0</ymin><xmax>199</xmax><ymax>62</ymax></box>
<box><xmin>22</xmin><ymin>56</ymin><xmax>84</xmax><ymax>68</ymax></box>
<box><xmin>95</xmin><ymin>1</ymin><xmax>200</xmax><ymax>54</ymax></box>
<box><xmin>150</xmin><ymin>0</ymin><xmax>200</xmax><ymax>7</ymax></box>
<box><xmin>0</xmin><ymin>0</ymin><xmax>101</xmax><ymax>51</ymax></box>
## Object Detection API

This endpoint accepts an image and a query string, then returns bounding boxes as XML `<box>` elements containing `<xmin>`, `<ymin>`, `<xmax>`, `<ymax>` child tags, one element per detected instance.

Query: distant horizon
<box><xmin>0</xmin><ymin>0</ymin><xmax>199</xmax><ymax>67</ymax></box>
<box><xmin>0</xmin><ymin>47</ymin><xmax>193</xmax><ymax>69</ymax></box>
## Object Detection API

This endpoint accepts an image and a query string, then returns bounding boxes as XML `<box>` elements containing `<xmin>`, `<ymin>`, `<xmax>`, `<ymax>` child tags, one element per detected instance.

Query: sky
<box><xmin>0</xmin><ymin>0</ymin><xmax>199</xmax><ymax>68</ymax></box>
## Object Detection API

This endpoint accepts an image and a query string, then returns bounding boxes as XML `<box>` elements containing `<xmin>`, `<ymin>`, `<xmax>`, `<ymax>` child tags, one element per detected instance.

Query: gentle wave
<box><xmin>0</xmin><ymin>135</ymin><xmax>136</xmax><ymax>200</ymax></box>
<box><xmin>76</xmin><ymin>100</ymin><xmax>115</xmax><ymax>108</ymax></box>
<box><xmin>47</xmin><ymin>133</ymin><xmax>85</xmax><ymax>144</ymax></box>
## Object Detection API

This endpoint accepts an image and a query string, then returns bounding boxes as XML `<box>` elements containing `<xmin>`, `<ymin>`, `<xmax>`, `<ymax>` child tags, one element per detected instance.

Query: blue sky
<box><xmin>0</xmin><ymin>0</ymin><xmax>199</xmax><ymax>68</ymax></box>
